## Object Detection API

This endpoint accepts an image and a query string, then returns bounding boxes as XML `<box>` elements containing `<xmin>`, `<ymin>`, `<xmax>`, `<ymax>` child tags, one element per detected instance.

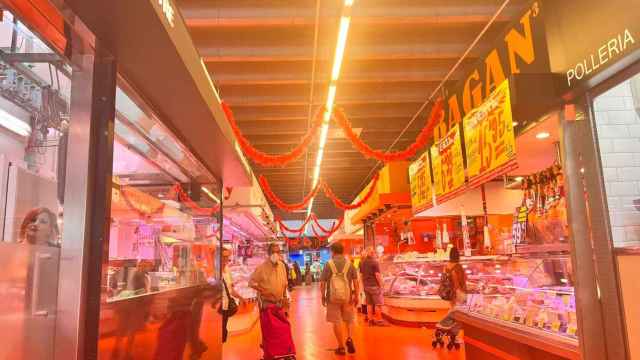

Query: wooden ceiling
<box><xmin>177</xmin><ymin>0</ymin><xmax>528</xmax><ymax>220</ymax></box>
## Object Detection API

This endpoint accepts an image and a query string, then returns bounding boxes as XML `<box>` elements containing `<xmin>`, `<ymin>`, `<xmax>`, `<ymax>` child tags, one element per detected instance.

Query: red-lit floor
<box><xmin>223</xmin><ymin>284</ymin><xmax>465</xmax><ymax>360</ymax></box>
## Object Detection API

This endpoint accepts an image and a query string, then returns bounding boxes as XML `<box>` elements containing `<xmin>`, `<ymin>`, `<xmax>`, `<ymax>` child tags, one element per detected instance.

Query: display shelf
<box><xmin>455</xmin><ymin>310</ymin><xmax>579</xmax><ymax>360</ymax></box>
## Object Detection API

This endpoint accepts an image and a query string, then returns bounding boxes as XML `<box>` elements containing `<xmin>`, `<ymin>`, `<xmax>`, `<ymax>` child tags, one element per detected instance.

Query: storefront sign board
<box><xmin>431</xmin><ymin>125</ymin><xmax>466</xmax><ymax>203</ymax></box>
<box><xmin>463</xmin><ymin>79</ymin><xmax>518</xmax><ymax>189</ymax></box>
<box><xmin>409</xmin><ymin>152</ymin><xmax>434</xmax><ymax>213</ymax></box>
<box><xmin>434</xmin><ymin>1</ymin><xmax>549</xmax><ymax>139</ymax></box>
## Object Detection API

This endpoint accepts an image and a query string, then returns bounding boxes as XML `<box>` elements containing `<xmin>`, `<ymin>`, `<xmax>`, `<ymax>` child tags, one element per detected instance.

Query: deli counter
<box><xmin>381</xmin><ymin>252</ymin><xmax>579</xmax><ymax>358</ymax></box>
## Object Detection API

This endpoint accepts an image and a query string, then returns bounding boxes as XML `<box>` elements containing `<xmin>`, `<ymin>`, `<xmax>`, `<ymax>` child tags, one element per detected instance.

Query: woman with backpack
<box><xmin>443</xmin><ymin>246</ymin><xmax>467</xmax><ymax>305</ymax></box>
<box><xmin>434</xmin><ymin>246</ymin><xmax>467</xmax><ymax>349</ymax></box>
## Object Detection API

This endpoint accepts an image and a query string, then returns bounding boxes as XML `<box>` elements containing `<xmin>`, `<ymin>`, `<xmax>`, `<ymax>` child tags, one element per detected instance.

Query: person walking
<box><xmin>359</xmin><ymin>247</ymin><xmax>385</xmax><ymax>326</ymax></box>
<box><xmin>221</xmin><ymin>248</ymin><xmax>245</xmax><ymax>343</ymax></box>
<box><xmin>304</xmin><ymin>263</ymin><xmax>312</xmax><ymax>286</ymax></box>
<box><xmin>321</xmin><ymin>243</ymin><xmax>360</xmax><ymax>356</ymax></box>
<box><xmin>249</xmin><ymin>244</ymin><xmax>295</xmax><ymax>359</ymax></box>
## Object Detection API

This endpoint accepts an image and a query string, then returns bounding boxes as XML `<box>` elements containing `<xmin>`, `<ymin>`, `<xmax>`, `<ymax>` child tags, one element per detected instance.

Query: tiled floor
<box><xmin>223</xmin><ymin>285</ymin><xmax>465</xmax><ymax>360</ymax></box>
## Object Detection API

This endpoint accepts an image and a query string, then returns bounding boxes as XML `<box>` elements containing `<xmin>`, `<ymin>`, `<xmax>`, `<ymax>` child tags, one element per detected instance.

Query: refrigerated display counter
<box><xmin>381</xmin><ymin>255</ymin><xmax>511</xmax><ymax>325</ymax></box>
<box><xmin>454</xmin><ymin>254</ymin><xmax>579</xmax><ymax>359</ymax></box>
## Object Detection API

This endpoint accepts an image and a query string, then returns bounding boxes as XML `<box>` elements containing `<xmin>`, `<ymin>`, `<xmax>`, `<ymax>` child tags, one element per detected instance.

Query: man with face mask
<box><xmin>249</xmin><ymin>243</ymin><xmax>296</xmax><ymax>359</ymax></box>
<box><xmin>249</xmin><ymin>243</ymin><xmax>289</xmax><ymax>308</ymax></box>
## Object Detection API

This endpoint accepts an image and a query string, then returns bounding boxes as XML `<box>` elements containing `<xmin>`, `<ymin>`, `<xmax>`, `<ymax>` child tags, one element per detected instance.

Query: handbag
<box><xmin>218</xmin><ymin>278</ymin><xmax>239</xmax><ymax>317</ymax></box>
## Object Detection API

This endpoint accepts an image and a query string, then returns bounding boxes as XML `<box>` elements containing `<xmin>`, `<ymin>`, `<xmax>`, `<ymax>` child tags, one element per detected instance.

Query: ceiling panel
<box><xmin>177</xmin><ymin>0</ymin><xmax>529</xmax><ymax>220</ymax></box>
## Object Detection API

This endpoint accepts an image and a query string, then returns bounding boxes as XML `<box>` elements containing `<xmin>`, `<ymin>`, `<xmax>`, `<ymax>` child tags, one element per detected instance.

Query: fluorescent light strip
<box><xmin>201</xmin><ymin>186</ymin><xmax>220</xmax><ymax>203</ymax></box>
<box><xmin>307</xmin><ymin>2</ymin><xmax>354</xmax><ymax>218</ymax></box>
<box><xmin>0</xmin><ymin>108</ymin><xmax>31</xmax><ymax>137</ymax></box>
<box><xmin>331</xmin><ymin>17</ymin><xmax>351</xmax><ymax>81</ymax></box>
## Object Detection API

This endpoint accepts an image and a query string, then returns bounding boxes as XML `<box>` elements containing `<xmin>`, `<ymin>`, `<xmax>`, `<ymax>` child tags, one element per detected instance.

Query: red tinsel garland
<box><xmin>311</xmin><ymin>224</ymin><xmax>327</xmax><ymax>243</ymax></box>
<box><xmin>310</xmin><ymin>213</ymin><xmax>339</xmax><ymax>234</ymax></box>
<box><xmin>333</xmin><ymin>98</ymin><xmax>444</xmax><ymax>162</ymax></box>
<box><xmin>259</xmin><ymin>175</ymin><xmax>321</xmax><ymax>212</ymax></box>
<box><xmin>168</xmin><ymin>184</ymin><xmax>220</xmax><ymax>217</ymax></box>
<box><xmin>322</xmin><ymin>173</ymin><xmax>380</xmax><ymax>210</ymax></box>
<box><xmin>276</xmin><ymin>215</ymin><xmax>312</xmax><ymax>234</ymax></box>
<box><xmin>222</xmin><ymin>101</ymin><xmax>324</xmax><ymax>167</ymax></box>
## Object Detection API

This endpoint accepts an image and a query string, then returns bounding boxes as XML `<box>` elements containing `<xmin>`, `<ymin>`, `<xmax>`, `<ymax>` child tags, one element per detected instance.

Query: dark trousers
<box><xmin>222</xmin><ymin>313</ymin><xmax>230</xmax><ymax>343</ymax></box>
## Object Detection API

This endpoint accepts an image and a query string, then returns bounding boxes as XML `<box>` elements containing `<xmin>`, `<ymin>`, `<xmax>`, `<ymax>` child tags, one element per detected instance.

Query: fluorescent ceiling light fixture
<box><xmin>201</xmin><ymin>186</ymin><xmax>220</xmax><ymax>203</ymax></box>
<box><xmin>331</xmin><ymin>17</ymin><xmax>351</xmax><ymax>81</ymax></box>
<box><xmin>307</xmin><ymin>2</ymin><xmax>354</xmax><ymax>217</ymax></box>
<box><xmin>536</xmin><ymin>131</ymin><xmax>550</xmax><ymax>139</ymax></box>
<box><xmin>325</xmin><ymin>85</ymin><xmax>337</xmax><ymax>116</ymax></box>
<box><xmin>0</xmin><ymin>108</ymin><xmax>31</xmax><ymax>137</ymax></box>
<box><xmin>318</xmin><ymin>124</ymin><xmax>330</xmax><ymax>149</ymax></box>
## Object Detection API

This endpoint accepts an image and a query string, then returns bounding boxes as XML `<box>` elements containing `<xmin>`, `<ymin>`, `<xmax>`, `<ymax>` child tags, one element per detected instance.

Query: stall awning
<box><xmin>63</xmin><ymin>0</ymin><xmax>252</xmax><ymax>186</ymax></box>
<box><xmin>351</xmin><ymin>161</ymin><xmax>411</xmax><ymax>225</ymax></box>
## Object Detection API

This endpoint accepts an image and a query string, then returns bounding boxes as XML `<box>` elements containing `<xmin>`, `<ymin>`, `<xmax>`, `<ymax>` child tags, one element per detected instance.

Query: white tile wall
<box><xmin>594</xmin><ymin>75</ymin><xmax>640</xmax><ymax>248</ymax></box>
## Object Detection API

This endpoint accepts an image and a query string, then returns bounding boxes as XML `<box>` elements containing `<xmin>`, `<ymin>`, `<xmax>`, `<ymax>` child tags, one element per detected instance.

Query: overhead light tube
<box><xmin>331</xmin><ymin>17</ymin><xmax>351</xmax><ymax>81</ymax></box>
<box><xmin>307</xmin><ymin>2</ymin><xmax>354</xmax><ymax>217</ymax></box>
<box><xmin>0</xmin><ymin>108</ymin><xmax>31</xmax><ymax>137</ymax></box>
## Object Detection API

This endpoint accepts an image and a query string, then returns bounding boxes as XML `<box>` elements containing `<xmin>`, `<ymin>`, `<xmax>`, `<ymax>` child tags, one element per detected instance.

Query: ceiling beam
<box><xmin>179</xmin><ymin>1</ymin><xmax>519</xmax><ymax>28</ymax></box>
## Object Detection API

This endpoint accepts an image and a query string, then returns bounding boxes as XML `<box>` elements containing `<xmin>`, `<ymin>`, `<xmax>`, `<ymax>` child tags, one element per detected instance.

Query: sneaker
<box><xmin>334</xmin><ymin>347</ymin><xmax>346</xmax><ymax>356</ymax></box>
<box><xmin>346</xmin><ymin>338</ymin><xmax>356</xmax><ymax>354</ymax></box>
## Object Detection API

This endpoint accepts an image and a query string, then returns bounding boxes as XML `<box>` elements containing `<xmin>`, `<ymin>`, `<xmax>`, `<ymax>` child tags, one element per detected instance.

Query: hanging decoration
<box><xmin>259</xmin><ymin>173</ymin><xmax>378</xmax><ymax>213</ymax></box>
<box><xmin>223</xmin><ymin>187</ymin><xmax>234</xmax><ymax>201</ymax></box>
<box><xmin>276</xmin><ymin>215</ymin><xmax>313</xmax><ymax>235</ymax></box>
<box><xmin>119</xmin><ymin>186</ymin><xmax>165</xmax><ymax>217</ymax></box>
<box><xmin>310</xmin><ymin>213</ymin><xmax>343</xmax><ymax>235</ymax></box>
<box><xmin>332</xmin><ymin>98</ymin><xmax>444</xmax><ymax>162</ymax></box>
<box><xmin>222</xmin><ymin>101</ymin><xmax>324</xmax><ymax>167</ymax></box>
<box><xmin>167</xmin><ymin>184</ymin><xmax>221</xmax><ymax>217</ymax></box>
<box><xmin>311</xmin><ymin>224</ymin><xmax>328</xmax><ymax>243</ymax></box>
<box><xmin>259</xmin><ymin>175</ymin><xmax>321</xmax><ymax>212</ymax></box>
<box><xmin>322</xmin><ymin>173</ymin><xmax>379</xmax><ymax>210</ymax></box>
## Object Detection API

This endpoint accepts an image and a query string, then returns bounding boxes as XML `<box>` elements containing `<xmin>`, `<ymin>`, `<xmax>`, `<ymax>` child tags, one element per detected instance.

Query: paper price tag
<box><xmin>551</xmin><ymin>321</ymin><xmax>561</xmax><ymax>332</ymax></box>
<box><xmin>567</xmin><ymin>326</ymin><xmax>577</xmax><ymax>336</ymax></box>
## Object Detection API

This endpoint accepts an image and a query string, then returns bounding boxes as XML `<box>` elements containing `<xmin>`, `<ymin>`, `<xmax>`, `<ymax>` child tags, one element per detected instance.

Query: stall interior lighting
<box><xmin>307</xmin><ymin>0</ymin><xmax>354</xmax><ymax>218</ymax></box>
<box><xmin>201</xmin><ymin>186</ymin><xmax>220</xmax><ymax>203</ymax></box>
<box><xmin>536</xmin><ymin>131</ymin><xmax>550</xmax><ymax>139</ymax></box>
<box><xmin>0</xmin><ymin>108</ymin><xmax>31</xmax><ymax>137</ymax></box>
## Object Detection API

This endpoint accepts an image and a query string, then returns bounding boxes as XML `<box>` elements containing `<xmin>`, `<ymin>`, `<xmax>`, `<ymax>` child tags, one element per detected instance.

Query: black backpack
<box><xmin>438</xmin><ymin>269</ymin><xmax>455</xmax><ymax>301</ymax></box>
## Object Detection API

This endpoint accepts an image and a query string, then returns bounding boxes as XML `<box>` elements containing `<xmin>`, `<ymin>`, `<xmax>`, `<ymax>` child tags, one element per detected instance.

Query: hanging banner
<box><xmin>464</xmin><ymin>79</ymin><xmax>518</xmax><ymax>188</ymax></box>
<box><xmin>409</xmin><ymin>152</ymin><xmax>434</xmax><ymax>213</ymax></box>
<box><xmin>431</xmin><ymin>125</ymin><xmax>466</xmax><ymax>203</ymax></box>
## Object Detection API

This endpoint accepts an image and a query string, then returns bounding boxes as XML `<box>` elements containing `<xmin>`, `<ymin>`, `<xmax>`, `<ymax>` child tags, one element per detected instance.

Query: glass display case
<box><xmin>382</xmin><ymin>255</ymin><xmax>511</xmax><ymax>299</ymax></box>
<box><xmin>461</xmin><ymin>255</ymin><xmax>578</xmax><ymax>341</ymax></box>
<box><xmin>381</xmin><ymin>253</ymin><xmax>578</xmax><ymax>343</ymax></box>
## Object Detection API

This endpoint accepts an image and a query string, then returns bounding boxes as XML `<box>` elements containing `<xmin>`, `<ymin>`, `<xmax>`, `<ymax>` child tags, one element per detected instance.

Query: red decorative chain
<box><xmin>322</xmin><ymin>173</ymin><xmax>379</xmax><ymax>210</ymax></box>
<box><xmin>260</xmin><ymin>175</ymin><xmax>321</xmax><ymax>212</ymax></box>
<box><xmin>332</xmin><ymin>98</ymin><xmax>444</xmax><ymax>162</ymax></box>
<box><xmin>222</xmin><ymin>101</ymin><xmax>324</xmax><ymax>167</ymax></box>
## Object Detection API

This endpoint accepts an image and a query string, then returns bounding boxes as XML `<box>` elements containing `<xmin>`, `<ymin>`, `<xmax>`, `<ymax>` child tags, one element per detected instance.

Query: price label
<box><xmin>409</xmin><ymin>152</ymin><xmax>434</xmax><ymax>212</ymax></box>
<box><xmin>551</xmin><ymin>321</ymin><xmax>561</xmax><ymax>332</ymax></box>
<box><xmin>464</xmin><ymin>79</ymin><xmax>517</xmax><ymax>186</ymax></box>
<box><xmin>567</xmin><ymin>325</ymin><xmax>577</xmax><ymax>336</ymax></box>
<box><xmin>431</xmin><ymin>125</ymin><xmax>465</xmax><ymax>201</ymax></box>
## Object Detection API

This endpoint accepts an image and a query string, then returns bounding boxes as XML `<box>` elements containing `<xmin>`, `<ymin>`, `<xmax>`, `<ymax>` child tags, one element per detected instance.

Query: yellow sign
<box><xmin>463</xmin><ymin>80</ymin><xmax>517</xmax><ymax>187</ymax></box>
<box><xmin>431</xmin><ymin>125</ymin><xmax>465</xmax><ymax>201</ymax></box>
<box><xmin>409</xmin><ymin>152</ymin><xmax>433</xmax><ymax>213</ymax></box>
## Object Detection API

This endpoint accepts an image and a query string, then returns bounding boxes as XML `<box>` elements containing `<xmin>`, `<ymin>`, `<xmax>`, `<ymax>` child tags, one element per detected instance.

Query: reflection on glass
<box><xmin>0</xmin><ymin>10</ymin><xmax>72</xmax><ymax>360</ymax></box>
<box><xmin>99</xmin><ymin>79</ymin><xmax>222</xmax><ymax>360</ymax></box>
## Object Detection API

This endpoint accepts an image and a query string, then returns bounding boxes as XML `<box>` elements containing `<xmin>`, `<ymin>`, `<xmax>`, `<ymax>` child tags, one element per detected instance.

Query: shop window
<box><xmin>593</xmin><ymin>72</ymin><xmax>640</xmax><ymax>248</ymax></box>
<box><xmin>0</xmin><ymin>10</ymin><xmax>75</xmax><ymax>360</ymax></box>
<box><xmin>106</xmin><ymin>79</ymin><xmax>221</xmax><ymax>301</ymax></box>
